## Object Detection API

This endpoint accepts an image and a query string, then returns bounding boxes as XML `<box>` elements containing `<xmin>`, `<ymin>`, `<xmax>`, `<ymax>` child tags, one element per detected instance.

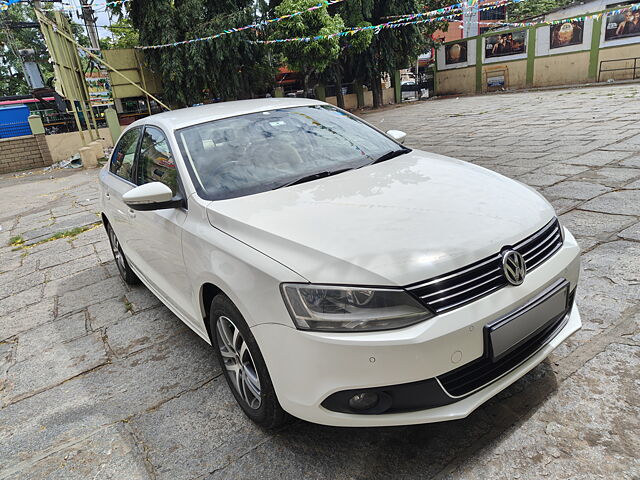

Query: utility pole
<box><xmin>79</xmin><ymin>0</ymin><xmax>100</xmax><ymax>51</ymax></box>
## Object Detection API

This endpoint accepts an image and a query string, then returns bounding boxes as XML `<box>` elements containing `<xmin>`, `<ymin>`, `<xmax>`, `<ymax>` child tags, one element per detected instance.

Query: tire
<box><xmin>105</xmin><ymin>222</ymin><xmax>140</xmax><ymax>285</ymax></box>
<box><xmin>209</xmin><ymin>294</ymin><xmax>287</xmax><ymax>429</ymax></box>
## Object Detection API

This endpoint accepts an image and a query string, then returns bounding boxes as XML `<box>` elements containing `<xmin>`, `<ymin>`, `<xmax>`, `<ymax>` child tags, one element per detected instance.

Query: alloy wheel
<box><xmin>215</xmin><ymin>315</ymin><xmax>262</xmax><ymax>409</ymax></box>
<box><xmin>108</xmin><ymin>226</ymin><xmax>126</xmax><ymax>275</ymax></box>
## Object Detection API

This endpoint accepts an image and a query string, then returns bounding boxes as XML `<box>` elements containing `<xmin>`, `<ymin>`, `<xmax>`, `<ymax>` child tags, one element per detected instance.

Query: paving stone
<box><xmin>43</xmin><ymin>255</ymin><xmax>104</xmax><ymax>289</ymax></box>
<box><xmin>517</xmin><ymin>172</ymin><xmax>566</xmax><ymax>187</ymax></box>
<box><xmin>125</xmin><ymin>287</ymin><xmax>161</xmax><ymax>312</ymax></box>
<box><xmin>441</xmin><ymin>344</ymin><xmax>639</xmax><ymax>480</ymax></box>
<box><xmin>582</xmin><ymin>240</ymin><xmax>640</xmax><ymax>285</ymax></box>
<box><xmin>1</xmin><ymin>331</ymin><xmax>107</xmax><ymax>407</ymax></box>
<box><xmin>0</xmin><ymin>332</ymin><xmax>217</xmax><ymax>471</ymax></box>
<box><xmin>70</xmin><ymin>226</ymin><xmax>107</xmax><ymax>248</ymax></box>
<box><xmin>87</xmin><ymin>296</ymin><xmax>132</xmax><ymax>330</ymax></box>
<box><xmin>0</xmin><ymin>284</ymin><xmax>43</xmax><ymax>317</ymax></box>
<box><xmin>130</xmin><ymin>378</ymin><xmax>270</xmax><ymax>480</ymax></box>
<box><xmin>560</xmin><ymin>210</ymin><xmax>637</xmax><ymax>242</ymax></box>
<box><xmin>548</xmin><ymin>197</ymin><xmax>582</xmax><ymax>215</ymax></box>
<box><xmin>540</xmin><ymin>163</ymin><xmax>591</xmax><ymax>176</ymax></box>
<box><xmin>623</xmin><ymin>178</ymin><xmax>640</xmax><ymax>189</ymax></box>
<box><xmin>50</xmin><ymin>212</ymin><xmax>100</xmax><ymax>231</ymax></box>
<box><xmin>16</xmin><ymin>312</ymin><xmax>87</xmax><ymax>355</ymax></box>
<box><xmin>0</xmin><ymin>298</ymin><xmax>56</xmax><ymax>341</ymax></box>
<box><xmin>542</xmin><ymin>181</ymin><xmax>612</xmax><ymax>200</ymax></box>
<box><xmin>36</xmin><ymin>245</ymin><xmax>95</xmax><ymax>270</ymax></box>
<box><xmin>57</xmin><ymin>277</ymin><xmax>127</xmax><ymax>317</ymax></box>
<box><xmin>105</xmin><ymin>306</ymin><xmax>189</xmax><ymax>358</ymax></box>
<box><xmin>567</xmin><ymin>150</ymin><xmax>631</xmax><ymax>166</ymax></box>
<box><xmin>581</xmin><ymin>190</ymin><xmax>640</xmax><ymax>216</ymax></box>
<box><xmin>577</xmin><ymin>167</ymin><xmax>640</xmax><ymax>187</ymax></box>
<box><xmin>618</xmin><ymin>222</ymin><xmax>640</xmax><ymax>241</ymax></box>
<box><xmin>618</xmin><ymin>155</ymin><xmax>640</xmax><ymax>168</ymax></box>
<box><xmin>0</xmin><ymin>270</ymin><xmax>45</xmax><ymax>301</ymax></box>
<box><xmin>1</xmin><ymin>423</ymin><xmax>152</xmax><ymax>480</ymax></box>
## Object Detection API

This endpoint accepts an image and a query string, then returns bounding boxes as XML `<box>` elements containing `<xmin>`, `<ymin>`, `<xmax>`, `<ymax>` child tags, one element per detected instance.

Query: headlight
<box><xmin>281</xmin><ymin>284</ymin><xmax>434</xmax><ymax>332</ymax></box>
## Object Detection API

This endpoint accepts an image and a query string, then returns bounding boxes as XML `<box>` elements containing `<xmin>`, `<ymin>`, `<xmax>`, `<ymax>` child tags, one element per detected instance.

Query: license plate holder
<box><xmin>486</xmin><ymin>280</ymin><xmax>569</xmax><ymax>362</ymax></box>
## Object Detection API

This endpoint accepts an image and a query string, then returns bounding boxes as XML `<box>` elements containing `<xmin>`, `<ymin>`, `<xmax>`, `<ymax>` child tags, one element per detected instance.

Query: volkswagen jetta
<box><xmin>99</xmin><ymin>98</ymin><xmax>581</xmax><ymax>428</ymax></box>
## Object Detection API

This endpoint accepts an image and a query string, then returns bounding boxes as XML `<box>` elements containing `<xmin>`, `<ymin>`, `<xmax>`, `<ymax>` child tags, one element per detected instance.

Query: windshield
<box><xmin>175</xmin><ymin>105</ymin><xmax>404</xmax><ymax>200</ymax></box>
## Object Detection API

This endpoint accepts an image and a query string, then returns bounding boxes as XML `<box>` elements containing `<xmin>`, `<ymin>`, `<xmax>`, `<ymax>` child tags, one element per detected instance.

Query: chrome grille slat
<box><xmin>521</xmin><ymin>228</ymin><xmax>560</xmax><ymax>259</ymax></box>
<box><xmin>428</xmin><ymin>274</ymin><xmax>504</xmax><ymax>305</ymax></box>
<box><xmin>407</xmin><ymin>218</ymin><xmax>563</xmax><ymax>313</ymax></box>
<box><xmin>420</xmin><ymin>267</ymin><xmax>501</xmax><ymax>300</ymax></box>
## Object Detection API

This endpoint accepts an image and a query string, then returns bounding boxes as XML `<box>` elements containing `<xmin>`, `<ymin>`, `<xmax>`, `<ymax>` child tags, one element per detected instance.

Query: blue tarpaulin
<box><xmin>0</xmin><ymin>105</ymin><xmax>32</xmax><ymax>139</ymax></box>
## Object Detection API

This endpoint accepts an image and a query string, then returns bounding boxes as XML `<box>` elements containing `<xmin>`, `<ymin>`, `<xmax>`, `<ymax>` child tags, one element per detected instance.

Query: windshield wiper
<box><xmin>365</xmin><ymin>148</ymin><xmax>411</xmax><ymax>166</ymax></box>
<box><xmin>274</xmin><ymin>167</ymin><xmax>352</xmax><ymax>190</ymax></box>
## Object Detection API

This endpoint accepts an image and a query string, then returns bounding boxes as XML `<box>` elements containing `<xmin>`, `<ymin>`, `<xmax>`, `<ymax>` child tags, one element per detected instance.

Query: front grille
<box><xmin>437</xmin><ymin>288</ymin><xmax>574</xmax><ymax>397</ymax></box>
<box><xmin>407</xmin><ymin>218</ymin><xmax>563</xmax><ymax>313</ymax></box>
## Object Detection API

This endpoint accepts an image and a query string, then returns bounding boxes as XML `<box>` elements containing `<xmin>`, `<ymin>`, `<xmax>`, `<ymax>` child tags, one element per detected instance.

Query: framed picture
<box><xmin>445</xmin><ymin>41</ymin><xmax>468</xmax><ymax>65</ymax></box>
<box><xmin>485</xmin><ymin>31</ymin><xmax>527</xmax><ymax>58</ymax></box>
<box><xmin>550</xmin><ymin>20</ymin><xmax>584</xmax><ymax>48</ymax></box>
<box><xmin>605</xmin><ymin>8</ymin><xmax>640</xmax><ymax>41</ymax></box>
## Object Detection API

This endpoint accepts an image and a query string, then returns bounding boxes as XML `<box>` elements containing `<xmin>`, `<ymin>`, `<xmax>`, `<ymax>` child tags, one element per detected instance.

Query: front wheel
<box><xmin>209</xmin><ymin>294</ymin><xmax>287</xmax><ymax>429</ymax></box>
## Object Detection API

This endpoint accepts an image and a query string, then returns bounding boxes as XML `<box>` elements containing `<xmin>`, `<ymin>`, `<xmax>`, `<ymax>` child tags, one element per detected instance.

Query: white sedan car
<box><xmin>99</xmin><ymin>98</ymin><xmax>581</xmax><ymax>428</ymax></box>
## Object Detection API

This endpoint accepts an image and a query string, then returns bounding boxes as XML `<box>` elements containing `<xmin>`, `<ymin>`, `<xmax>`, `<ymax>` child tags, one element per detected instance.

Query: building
<box><xmin>434</xmin><ymin>0</ymin><xmax>640</xmax><ymax>95</ymax></box>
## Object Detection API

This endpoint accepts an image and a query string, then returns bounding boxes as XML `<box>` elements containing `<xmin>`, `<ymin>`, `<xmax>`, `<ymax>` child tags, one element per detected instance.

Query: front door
<box><xmin>126</xmin><ymin>126</ymin><xmax>199</xmax><ymax>330</ymax></box>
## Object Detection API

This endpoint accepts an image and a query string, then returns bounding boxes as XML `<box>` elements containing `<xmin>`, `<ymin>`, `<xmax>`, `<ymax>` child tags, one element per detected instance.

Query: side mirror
<box><xmin>386</xmin><ymin>129</ymin><xmax>407</xmax><ymax>144</ymax></box>
<box><xmin>123</xmin><ymin>182</ymin><xmax>184</xmax><ymax>211</ymax></box>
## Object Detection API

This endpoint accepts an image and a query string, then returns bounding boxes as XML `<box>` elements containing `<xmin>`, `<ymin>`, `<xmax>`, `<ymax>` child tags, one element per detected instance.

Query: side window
<box><xmin>137</xmin><ymin>127</ymin><xmax>178</xmax><ymax>196</ymax></box>
<box><xmin>110</xmin><ymin>128</ymin><xmax>141</xmax><ymax>182</ymax></box>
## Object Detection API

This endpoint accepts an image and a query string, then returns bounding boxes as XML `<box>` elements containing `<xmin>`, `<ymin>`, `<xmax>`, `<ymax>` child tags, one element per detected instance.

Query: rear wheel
<box><xmin>209</xmin><ymin>294</ymin><xmax>287</xmax><ymax>429</ymax></box>
<box><xmin>105</xmin><ymin>223</ymin><xmax>140</xmax><ymax>285</ymax></box>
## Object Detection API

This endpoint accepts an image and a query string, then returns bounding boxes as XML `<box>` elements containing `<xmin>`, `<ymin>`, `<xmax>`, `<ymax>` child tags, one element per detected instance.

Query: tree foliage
<box><xmin>507</xmin><ymin>0</ymin><xmax>573</xmax><ymax>22</ymax></box>
<box><xmin>0</xmin><ymin>4</ymin><xmax>52</xmax><ymax>95</ymax></box>
<box><xmin>101</xmin><ymin>17</ymin><xmax>139</xmax><ymax>49</ymax></box>
<box><xmin>271</xmin><ymin>0</ymin><xmax>345</xmax><ymax>93</ymax></box>
<box><xmin>121</xmin><ymin>0</ymin><xmax>276</xmax><ymax>107</ymax></box>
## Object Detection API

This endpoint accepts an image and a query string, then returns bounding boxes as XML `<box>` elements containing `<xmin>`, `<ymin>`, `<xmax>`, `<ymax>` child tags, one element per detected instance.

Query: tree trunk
<box><xmin>335</xmin><ymin>66</ymin><xmax>344</xmax><ymax>109</ymax></box>
<box><xmin>371</xmin><ymin>73</ymin><xmax>382</xmax><ymax>109</ymax></box>
<box><xmin>303</xmin><ymin>72</ymin><xmax>310</xmax><ymax>98</ymax></box>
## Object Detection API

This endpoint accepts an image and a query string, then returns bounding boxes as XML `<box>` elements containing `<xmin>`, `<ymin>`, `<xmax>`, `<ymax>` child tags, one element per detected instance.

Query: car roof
<box><xmin>131</xmin><ymin>97</ymin><xmax>327</xmax><ymax>132</ymax></box>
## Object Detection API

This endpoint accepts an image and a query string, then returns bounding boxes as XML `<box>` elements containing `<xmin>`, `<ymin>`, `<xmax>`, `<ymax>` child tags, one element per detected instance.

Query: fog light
<box><xmin>348</xmin><ymin>392</ymin><xmax>379</xmax><ymax>411</ymax></box>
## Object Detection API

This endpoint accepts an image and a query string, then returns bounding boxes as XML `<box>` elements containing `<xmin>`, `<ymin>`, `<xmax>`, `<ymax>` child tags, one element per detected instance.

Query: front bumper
<box><xmin>251</xmin><ymin>229</ymin><xmax>581</xmax><ymax>427</ymax></box>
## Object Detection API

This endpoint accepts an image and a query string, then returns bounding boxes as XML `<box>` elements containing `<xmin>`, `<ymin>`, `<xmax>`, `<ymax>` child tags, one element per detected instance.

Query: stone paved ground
<box><xmin>0</xmin><ymin>84</ymin><xmax>638</xmax><ymax>480</ymax></box>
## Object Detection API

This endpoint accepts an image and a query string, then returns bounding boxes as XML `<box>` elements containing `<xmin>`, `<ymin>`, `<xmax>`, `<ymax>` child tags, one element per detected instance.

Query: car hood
<box><xmin>205</xmin><ymin>150</ymin><xmax>555</xmax><ymax>286</ymax></box>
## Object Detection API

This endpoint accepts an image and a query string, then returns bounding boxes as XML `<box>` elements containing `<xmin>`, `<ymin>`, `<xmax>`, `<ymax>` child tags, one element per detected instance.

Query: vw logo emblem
<box><xmin>502</xmin><ymin>250</ymin><xmax>527</xmax><ymax>286</ymax></box>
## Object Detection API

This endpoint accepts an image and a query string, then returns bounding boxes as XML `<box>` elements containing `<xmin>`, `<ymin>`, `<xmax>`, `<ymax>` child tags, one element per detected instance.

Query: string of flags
<box><xmin>254</xmin><ymin>0</ymin><xmax>528</xmax><ymax>44</ymax></box>
<box><xmin>0</xmin><ymin>0</ymin><xmax>130</xmax><ymax>11</ymax></box>
<box><xmin>135</xmin><ymin>0</ymin><xmax>349</xmax><ymax>50</ymax></box>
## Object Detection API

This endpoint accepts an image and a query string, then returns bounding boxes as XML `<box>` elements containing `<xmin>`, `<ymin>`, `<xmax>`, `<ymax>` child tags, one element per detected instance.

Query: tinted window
<box><xmin>110</xmin><ymin>128</ymin><xmax>141</xmax><ymax>182</ymax></box>
<box><xmin>137</xmin><ymin>127</ymin><xmax>178</xmax><ymax>196</ymax></box>
<box><xmin>176</xmin><ymin>105</ymin><xmax>401</xmax><ymax>200</ymax></box>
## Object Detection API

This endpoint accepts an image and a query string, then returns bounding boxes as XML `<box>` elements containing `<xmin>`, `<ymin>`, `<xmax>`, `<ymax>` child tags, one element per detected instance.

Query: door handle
<box><xmin>128</xmin><ymin>208</ymin><xmax>136</xmax><ymax>218</ymax></box>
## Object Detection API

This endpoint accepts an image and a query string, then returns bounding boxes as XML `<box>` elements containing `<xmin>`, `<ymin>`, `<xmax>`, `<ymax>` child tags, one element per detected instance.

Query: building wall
<box><xmin>533</xmin><ymin>51</ymin><xmax>592</xmax><ymax>86</ymax></box>
<box><xmin>45</xmin><ymin>127</ymin><xmax>113</xmax><ymax>163</ymax></box>
<box><xmin>435</xmin><ymin>4</ymin><xmax>640</xmax><ymax>96</ymax></box>
<box><xmin>0</xmin><ymin>134</ymin><xmax>53</xmax><ymax>174</ymax></box>
<box><xmin>438</xmin><ymin>66</ymin><xmax>477</xmax><ymax>95</ymax></box>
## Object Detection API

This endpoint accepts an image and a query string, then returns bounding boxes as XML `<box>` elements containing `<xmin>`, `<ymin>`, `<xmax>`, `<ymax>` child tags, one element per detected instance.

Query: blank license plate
<box><xmin>488</xmin><ymin>282</ymin><xmax>568</xmax><ymax>361</ymax></box>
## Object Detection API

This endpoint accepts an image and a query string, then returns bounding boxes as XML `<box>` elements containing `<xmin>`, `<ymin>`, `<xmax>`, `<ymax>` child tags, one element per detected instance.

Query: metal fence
<box><xmin>598</xmin><ymin>57</ymin><xmax>640</xmax><ymax>83</ymax></box>
<box><xmin>0</xmin><ymin>121</ymin><xmax>32</xmax><ymax>139</ymax></box>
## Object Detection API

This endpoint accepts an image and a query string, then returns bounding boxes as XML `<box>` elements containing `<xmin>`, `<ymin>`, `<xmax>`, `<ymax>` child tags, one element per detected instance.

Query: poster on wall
<box><xmin>550</xmin><ymin>20</ymin><xmax>584</xmax><ymax>48</ymax></box>
<box><xmin>485</xmin><ymin>31</ymin><xmax>527</xmax><ymax>58</ymax></box>
<box><xmin>605</xmin><ymin>8</ymin><xmax>640</xmax><ymax>40</ymax></box>
<box><xmin>445</xmin><ymin>41</ymin><xmax>468</xmax><ymax>64</ymax></box>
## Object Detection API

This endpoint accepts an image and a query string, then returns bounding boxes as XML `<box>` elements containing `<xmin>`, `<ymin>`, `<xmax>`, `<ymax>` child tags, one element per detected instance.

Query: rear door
<box><xmin>102</xmin><ymin>126</ymin><xmax>143</xmax><ymax>258</ymax></box>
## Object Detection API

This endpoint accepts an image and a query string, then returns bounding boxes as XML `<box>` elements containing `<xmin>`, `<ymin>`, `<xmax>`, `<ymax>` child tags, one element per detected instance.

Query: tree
<box><xmin>101</xmin><ymin>17</ymin><xmax>139</xmax><ymax>49</ymax></box>
<box><xmin>0</xmin><ymin>3</ymin><xmax>53</xmax><ymax>95</ymax></box>
<box><xmin>271</xmin><ymin>0</ymin><xmax>345</xmax><ymax>95</ymax></box>
<box><xmin>119</xmin><ymin>0</ymin><xmax>276</xmax><ymax>107</ymax></box>
<box><xmin>335</xmin><ymin>0</ymin><xmax>447</xmax><ymax>108</ymax></box>
<box><xmin>507</xmin><ymin>0</ymin><xmax>572</xmax><ymax>21</ymax></box>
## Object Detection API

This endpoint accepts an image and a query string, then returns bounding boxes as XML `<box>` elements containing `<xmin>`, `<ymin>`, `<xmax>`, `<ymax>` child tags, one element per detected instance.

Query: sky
<box><xmin>59</xmin><ymin>0</ymin><xmax>119</xmax><ymax>41</ymax></box>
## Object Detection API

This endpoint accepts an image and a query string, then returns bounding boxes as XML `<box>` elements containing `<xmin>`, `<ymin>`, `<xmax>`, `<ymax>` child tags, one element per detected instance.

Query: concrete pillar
<box><xmin>28</xmin><ymin>114</ymin><xmax>45</xmax><ymax>135</ymax></box>
<box><xmin>105</xmin><ymin>108</ymin><xmax>121</xmax><ymax>144</ymax></box>
<box><xmin>88</xmin><ymin>140</ymin><xmax>104</xmax><ymax>160</ymax></box>
<box><xmin>354</xmin><ymin>83</ymin><xmax>365</xmax><ymax>109</ymax></box>
<box><xmin>314</xmin><ymin>84</ymin><xmax>326</xmax><ymax>102</ymax></box>
<box><xmin>79</xmin><ymin>146</ymin><xmax>98</xmax><ymax>169</ymax></box>
<box><xmin>392</xmin><ymin>70</ymin><xmax>402</xmax><ymax>104</ymax></box>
